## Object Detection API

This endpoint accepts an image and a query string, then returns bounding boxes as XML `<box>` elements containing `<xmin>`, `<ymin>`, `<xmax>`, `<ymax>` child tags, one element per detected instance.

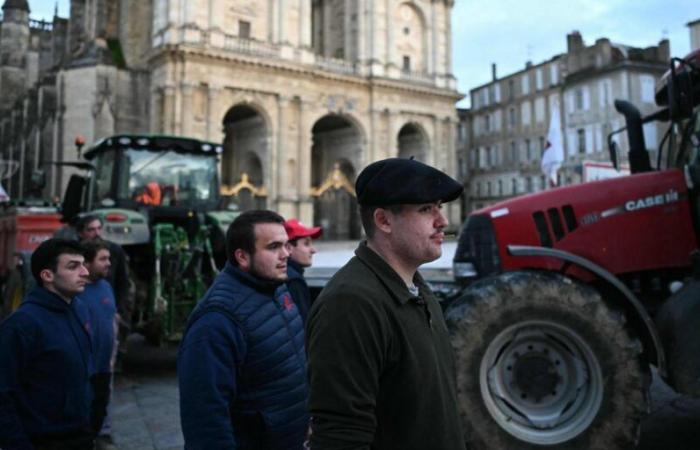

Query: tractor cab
<box><xmin>59</xmin><ymin>135</ymin><xmax>237</xmax><ymax>342</ymax></box>
<box><xmin>62</xmin><ymin>135</ymin><xmax>227</xmax><ymax>245</ymax></box>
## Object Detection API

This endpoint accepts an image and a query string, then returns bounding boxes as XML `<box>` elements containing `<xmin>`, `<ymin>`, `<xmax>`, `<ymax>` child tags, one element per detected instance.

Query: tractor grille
<box><xmin>533</xmin><ymin>205</ymin><xmax>577</xmax><ymax>247</ymax></box>
<box><xmin>454</xmin><ymin>214</ymin><xmax>501</xmax><ymax>279</ymax></box>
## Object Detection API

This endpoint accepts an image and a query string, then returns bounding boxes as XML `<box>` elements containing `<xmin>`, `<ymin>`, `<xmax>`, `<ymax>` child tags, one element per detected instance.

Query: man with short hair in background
<box><xmin>75</xmin><ymin>215</ymin><xmax>130</xmax><ymax>316</ymax></box>
<box><xmin>284</xmin><ymin>218</ymin><xmax>322</xmax><ymax>323</ymax></box>
<box><xmin>0</xmin><ymin>238</ymin><xmax>95</xmax><ymax>450</ymax></box>
<box><xmin>178</xmin><ymin>210</ymin><xmax>309</xmax><ymax>449</ymax></box>
<box><xmin>75</xmin><ymin>215</ymin><xmax>132</xmax><ymax>351</ymax></box>
<box><xmin>80</xmin><ymin>239</ymin><xmax>118</xmax><ymax>450</ymax></box>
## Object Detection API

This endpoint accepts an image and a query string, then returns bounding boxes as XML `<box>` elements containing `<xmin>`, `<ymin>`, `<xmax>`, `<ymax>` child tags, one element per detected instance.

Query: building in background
<box><xmin>455</xmin><ymin>107</ymin><xmax>471</xmax><ymax>217</ymax></box>
<box><xmin>0</xmin><ymin>0</ymin><xmax>461</xmax><ymax>238</ymax></box>
<box><xmin>690</xmin><ymin>18</ymin><xmax>700</xmax><ymax>51</ymax></box>
<box><xmin>464</xmin><ymin>31</ymin><xmax>669</xmax><ymax>212</ymax></box>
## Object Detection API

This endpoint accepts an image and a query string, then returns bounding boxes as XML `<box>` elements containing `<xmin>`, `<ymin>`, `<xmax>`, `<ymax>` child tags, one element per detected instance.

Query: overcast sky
<box><xmin>31</xmin><ymin>0</ymin><xmax>696</xmax><ymax>107</ymax></box>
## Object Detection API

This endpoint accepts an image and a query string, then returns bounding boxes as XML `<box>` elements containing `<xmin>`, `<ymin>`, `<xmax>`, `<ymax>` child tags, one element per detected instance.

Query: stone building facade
<box><xmin>690</xmin><ymin>18</ymin><xmax>700</xmax><ymax>51</ymax></box>
<box><xmin>465</xmin><ymin>32</ymin><xmax>669</xmax><ymax>212</ymax></box>
<box><xmin>0</xmin><ymin>0</ymin><xmax>461</xmax><ymax>239</ymax></box>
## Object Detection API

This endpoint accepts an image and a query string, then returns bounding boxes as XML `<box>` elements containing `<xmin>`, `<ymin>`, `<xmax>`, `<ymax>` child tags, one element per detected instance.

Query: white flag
<box><xmin>541</xmin><ymin>100</ymin><xmax>564</xmax><ymax>187</ymax></box>
<box><xmin>0</xmin><ymin>183</ymin><xmax>9</xmax><ymax>202</ymax></box>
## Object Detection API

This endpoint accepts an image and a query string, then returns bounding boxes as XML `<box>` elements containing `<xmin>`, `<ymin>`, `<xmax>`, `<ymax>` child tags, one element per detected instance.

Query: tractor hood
<box><xmin>465</xmin><ymin>169</ymin><xmax>697</xmax><ymax>277</ymax></box>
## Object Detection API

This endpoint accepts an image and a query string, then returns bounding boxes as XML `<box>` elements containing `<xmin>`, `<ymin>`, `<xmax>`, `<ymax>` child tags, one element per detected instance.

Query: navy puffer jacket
<box><xmin>178</xmin><ymin>263</ymin><xmax>308</xmax><ymax>450</ymax></box>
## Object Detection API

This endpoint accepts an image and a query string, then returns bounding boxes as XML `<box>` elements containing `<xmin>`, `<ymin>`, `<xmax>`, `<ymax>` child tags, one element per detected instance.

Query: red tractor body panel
<box><xmin>0</xmin><ymin>207</ymin><xmax>62</xmax><ymax>277</ymax></box>
<box><xmin>476</xmin><ymin>169</ymin><xmax>696</xmax><ymax>279</ymax></box>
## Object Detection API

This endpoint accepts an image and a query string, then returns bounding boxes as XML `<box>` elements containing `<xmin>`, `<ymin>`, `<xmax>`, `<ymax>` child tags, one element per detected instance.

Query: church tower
<box><xmin>0</xmin><ymin>0</ymin><xmax>30</xmax><ymax>111</ymax></box>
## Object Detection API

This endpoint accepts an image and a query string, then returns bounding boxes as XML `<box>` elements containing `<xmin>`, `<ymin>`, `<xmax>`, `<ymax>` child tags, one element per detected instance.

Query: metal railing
<box><xmin>315</xmin><ymin>56</ymin><xmax>357</xmax><ymax>76</ymax></box>
<box><xmin>400</xmin><ymin>70</ymin><xmax>434</xmax><ymax>85</ymax></box>
<box><xmin>223</xmin><ymin>35</ymin><xmax>280</xmax><ymax>58</ymax></box>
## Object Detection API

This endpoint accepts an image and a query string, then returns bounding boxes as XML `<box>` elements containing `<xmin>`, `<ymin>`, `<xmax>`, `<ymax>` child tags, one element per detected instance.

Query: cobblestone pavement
<box><xmin>111</xmin><ymin>368</ymin><xmax>700</xmax><ymax>449</ymax></box>
<box><xmin>111</xmin><ymin>371</ymin><xmax>183</xmax><ymax>450</ymax></box>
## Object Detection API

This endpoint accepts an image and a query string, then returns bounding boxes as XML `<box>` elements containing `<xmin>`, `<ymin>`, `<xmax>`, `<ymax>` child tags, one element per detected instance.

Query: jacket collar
<box><xmin>223</xmin><ymin>262</ymin><xmax>283</xmax><ymax>295</ymax></box>
<box><xmin>354</xmin><ymin>241</ymin><xmax>428</xmax><ymax>305</ymax></box>
<box><xmin>287</xmin><ymin>259</ymin><xmax>305</xmax><ymax>279</ymax></box>
<box><xmin>24</xmin><ymin>286</ymin><xmax>75</xmax><ymax>312</ymax></box>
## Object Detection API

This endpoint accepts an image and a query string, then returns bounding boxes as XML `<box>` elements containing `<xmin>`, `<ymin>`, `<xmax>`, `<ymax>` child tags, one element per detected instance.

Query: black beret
<box><xmin>355</xmin><ymin>158</ymin><xmax>463</xmax><ymax>206</ymax></box>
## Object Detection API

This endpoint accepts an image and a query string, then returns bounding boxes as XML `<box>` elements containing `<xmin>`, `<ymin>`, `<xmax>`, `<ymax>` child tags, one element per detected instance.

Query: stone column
<box><xmin>273</xmin><ymin>95</ymin><xmax>290</xmax><ymax>211</ymax></box>
<box><xmin>162</xmin><ymin>85</ymin><xmax>176</xmax><ymax>135</ymax></box>
<box><xmin>355</xmin><ymin>0</ymin><xmax>365</xmax><ymax>63</ymax></box>
<box><xmin>386</xmin><ymin>0</ymin><xmax>393</xmax><ymax>64</ymax></box>
<box><xmin>298</xmin><ymin>98</ymin><xmax>313</xmax><ymax>225</ymax></box>
<box><xmin>269</xmin><ymin>0</ymin><xmax>277</xmax><ymax>42</ymax></box>
<box><xmin>206</xmin><ymin>85</ymin><xmax>224</xmax><ymax>141</ymax></box>
<box><xmin>180</xmin><ymin>83</ymin><xmax>194</xmax><ymax>136</ymax></box>
<box><xmin>278</xmin><ymin>0</ymin><xmax>287</xmax><ymax>43</ymax></box>
<box><xmin>299</xmin><ymin>0</ymin><xmax>311</xmax><ymax>47</ymax></box>
<box><xmin>343</xmin><ymin>0</ymin><xmax>352</xmax><ymax>60</ymax></box>
<box><xmin>445</xmin><ymin>2</ymin><xmax>453</xmax><ymax>76</ymax></box>
<box><xmin>51</xmin><ymin>110</ymin><xmax>60</xmax><ymax>198</ymax></box>
<box><xmin>429</xmin><ymin>0</ymin><xmax>437</xmax><ymax>74</ymax></box>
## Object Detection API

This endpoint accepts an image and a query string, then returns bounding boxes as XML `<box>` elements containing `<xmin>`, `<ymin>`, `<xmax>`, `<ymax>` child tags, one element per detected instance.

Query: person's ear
<box><xmin>373</xmin><ymin>208</ymin><xmax>393</xmax><ymax>234</ymax></box>
<box><xmin>234</xmin><ymin>249</ymin><xmax>251</xmax><ymax>270</ymax></box>
<box><xmin>40</xmin><ymin>269</ymin><xmax>54</xmax><ymax>285</ymax></box>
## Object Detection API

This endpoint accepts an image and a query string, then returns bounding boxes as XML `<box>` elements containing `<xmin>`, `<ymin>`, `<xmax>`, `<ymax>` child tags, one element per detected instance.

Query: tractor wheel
<box><xmin>445</xmin><ymin>271</ymin><xmax>649</xmax><ymax>450</ymax></box>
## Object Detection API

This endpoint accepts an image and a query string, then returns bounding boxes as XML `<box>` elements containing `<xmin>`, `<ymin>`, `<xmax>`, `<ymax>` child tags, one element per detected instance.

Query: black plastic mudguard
<box><xmin>655</xmin><ymin>279</ymin><xmax>700</xmax><ymax>397</ymax></box>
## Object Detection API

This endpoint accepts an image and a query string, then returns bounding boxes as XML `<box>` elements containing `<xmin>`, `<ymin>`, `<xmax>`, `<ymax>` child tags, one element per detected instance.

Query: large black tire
<box><xmin>445</xmin><ymin>271</ymin><xmax>649</xmax><ymax>450</ymax></box>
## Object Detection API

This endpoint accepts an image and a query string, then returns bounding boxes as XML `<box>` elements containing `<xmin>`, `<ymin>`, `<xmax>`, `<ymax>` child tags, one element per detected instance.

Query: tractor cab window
<box><xmin>91</xmin><ymin>150</ymin><xmax>116</xmax><ymax>206</ymax></box>
<box><xmin>119</xmin><ymin>148</ymin><xmax>218</xmax><ymax>207</ymax></box>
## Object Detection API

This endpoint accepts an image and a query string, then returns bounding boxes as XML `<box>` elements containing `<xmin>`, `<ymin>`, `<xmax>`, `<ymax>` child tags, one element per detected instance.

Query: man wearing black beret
<box><xmin>306</xmin><ymin>158</ymin><xmax>466</xmax><ymax>450</ymax></box>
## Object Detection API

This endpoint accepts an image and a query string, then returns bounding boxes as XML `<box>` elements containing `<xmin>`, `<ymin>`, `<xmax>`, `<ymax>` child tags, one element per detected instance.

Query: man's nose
<box><xmin>281</xmin><ymin>245</ymin><xmax>290</xmax><ymax>259</ymax></box>
<box><xmin>80</xmin><ymin>265</ymin><xmax>90</xmax><ymax>276</ymax></box>
<box><xmin>435</xmin><ymin>209</ymin><xmax>448</xmax><ymax>228</ymax></box>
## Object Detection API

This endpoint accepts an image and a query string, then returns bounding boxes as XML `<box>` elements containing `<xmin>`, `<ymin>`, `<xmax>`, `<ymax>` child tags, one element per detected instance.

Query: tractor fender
<box><xmin>655</xmin><ymin>279</ymin><xmax>700</xmax><ymax>396</ymax></box>
<box><xmin>507</xmin><ymin>244</ymin><xmax>666</xmax><ymax>377</ymax></box>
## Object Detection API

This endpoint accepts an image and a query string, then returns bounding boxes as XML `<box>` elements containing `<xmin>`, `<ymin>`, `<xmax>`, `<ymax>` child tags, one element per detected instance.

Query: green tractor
<box><xmin>61</xmin><ymin>135</ymin><xmax>238</xmax><ymax>344</ymax></box>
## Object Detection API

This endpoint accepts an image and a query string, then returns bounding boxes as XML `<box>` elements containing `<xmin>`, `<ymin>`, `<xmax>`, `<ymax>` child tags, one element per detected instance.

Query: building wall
<box><xmin>689</xmin><ymin>19</ymin><xmax>700</xmax><ymax>51</ymax></box>
<box><xmin>464</xmin><ymin>31</ymin><xmax>670</xmax><ymax>213</ymax></box>
<box><xmin>0</xmin><ymin>0</ymin><xmax>461</xmax><ymax>237</ymax></box>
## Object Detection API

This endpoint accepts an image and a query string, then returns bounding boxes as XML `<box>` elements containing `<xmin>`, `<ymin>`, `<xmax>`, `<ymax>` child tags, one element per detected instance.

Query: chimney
<box><xmin>567</xmin><ymin>31</ymin><xmax>584</xmax><ymax>52</ymax></box>
<box><xmin>491</xmin><ymin>63</ymin><xmax>497</xmax><ymax>81</ymax></box>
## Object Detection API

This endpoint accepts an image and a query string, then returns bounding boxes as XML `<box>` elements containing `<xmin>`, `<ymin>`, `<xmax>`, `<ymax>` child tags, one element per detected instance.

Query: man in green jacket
<box><xmin>306</xmin><ymin>158</ymin><xmax>466</xmax><ymax>450</ymax></box>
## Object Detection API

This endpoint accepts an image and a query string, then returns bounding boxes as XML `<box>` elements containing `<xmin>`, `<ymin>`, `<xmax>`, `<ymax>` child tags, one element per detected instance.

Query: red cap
<box><xmin>284</xmin><ymin>218</ymin><xmax>322</xmax><ymax>241</ymax></box>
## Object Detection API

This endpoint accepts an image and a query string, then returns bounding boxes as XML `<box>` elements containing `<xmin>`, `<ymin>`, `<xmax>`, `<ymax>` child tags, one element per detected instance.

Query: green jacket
<box><xmin>306</xmin><ymin>242</ymin><xmax>465</xmax><ymax>450</ymax></box>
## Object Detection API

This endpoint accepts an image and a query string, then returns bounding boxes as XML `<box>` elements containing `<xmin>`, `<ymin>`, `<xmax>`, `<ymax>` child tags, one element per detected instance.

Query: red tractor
<box><xmin>447</xmin><ymin>50</ymin><xmax>700</xmax><ymax>448</ymax></box>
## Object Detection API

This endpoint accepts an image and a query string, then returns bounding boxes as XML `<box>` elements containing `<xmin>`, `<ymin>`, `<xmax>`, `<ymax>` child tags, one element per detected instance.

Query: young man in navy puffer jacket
<box><xmin>178</xmin><ymin>210</ymin><xmax>309</xmax><ymax>450</ymax></box>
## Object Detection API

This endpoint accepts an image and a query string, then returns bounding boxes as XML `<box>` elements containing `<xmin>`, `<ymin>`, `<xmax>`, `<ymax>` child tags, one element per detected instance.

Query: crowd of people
<box><xmin>0</xmin><ymin>157</ymin><xmax>466</xmax><ymax>450</ymax></box>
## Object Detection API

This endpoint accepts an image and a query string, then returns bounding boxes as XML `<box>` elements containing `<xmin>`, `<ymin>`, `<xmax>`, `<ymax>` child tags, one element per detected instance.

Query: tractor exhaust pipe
<box><xmin>614</xmin><ymin>100</ymin><xmax>652</xmax><ymax>174</ymax></box>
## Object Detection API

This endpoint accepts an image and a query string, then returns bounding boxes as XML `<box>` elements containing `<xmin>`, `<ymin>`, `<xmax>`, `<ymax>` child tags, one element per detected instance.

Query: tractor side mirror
<box><xmin>61</xmin><ymin>174</ymin><xmax>87</xmax><ymax>224</ymax></box>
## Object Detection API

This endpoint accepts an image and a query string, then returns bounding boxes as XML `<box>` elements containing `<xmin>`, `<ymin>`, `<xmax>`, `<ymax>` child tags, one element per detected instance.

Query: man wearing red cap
<box><xmin>284</xmin><ymin>219</ymin><xmax>322</xmax><ymax>323</ymax></box>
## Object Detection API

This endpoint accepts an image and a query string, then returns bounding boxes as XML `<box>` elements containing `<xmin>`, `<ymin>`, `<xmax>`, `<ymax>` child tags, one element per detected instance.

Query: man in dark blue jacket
<box><xmin>178</xmin><ymin>210</ymin><xmax>309</xmax><ymax>450</ymax></box>
<box><xmin>284</xmin><ymin>218</ymin><xmax>322</xmax><ymax>323</ymax></box>
<box><xmin>0</xmin><ymin>238</ymin><xmax>95</xmax><ymax>450</ymax></box>
<box><xmin>80</xmin><ymin>239</ymin><xmax>118</xmax><ymax>449</ymax></box>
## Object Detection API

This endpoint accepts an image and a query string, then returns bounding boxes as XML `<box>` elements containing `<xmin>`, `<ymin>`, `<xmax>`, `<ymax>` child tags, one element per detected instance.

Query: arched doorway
<box><xmin>397</xmin><ymin>123</ymin><xmax>428</xmax><ymax>161</ymax></box>
<box><xmin>220</xmin><ymin>104</ymin><xmax>269</xmax><ymax>211</ymax></box>
<box><xmin>311</xmin><ymin>114</ymin><xmax>362</xmax><ymax>240</ymax></box>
